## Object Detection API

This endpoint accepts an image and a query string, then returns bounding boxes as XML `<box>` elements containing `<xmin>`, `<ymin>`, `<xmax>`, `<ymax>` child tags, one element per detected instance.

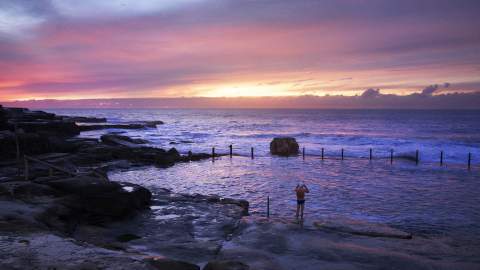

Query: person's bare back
<box><xmin>295</xmin><ymin>184</ymin><xmax>309</xmax><ymax>219</ymax></box>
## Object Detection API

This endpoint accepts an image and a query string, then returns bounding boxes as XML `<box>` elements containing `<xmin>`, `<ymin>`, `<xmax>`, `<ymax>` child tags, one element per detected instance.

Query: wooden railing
<box><xmin>23</xmin><ymin>155</ymin><xmax>108</xmax><ymax>181</ymax></box>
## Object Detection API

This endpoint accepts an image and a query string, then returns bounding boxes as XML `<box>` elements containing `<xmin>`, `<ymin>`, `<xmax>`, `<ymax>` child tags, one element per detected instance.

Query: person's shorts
<box><xmin>297</xmin><ymin>200</ymin><xmax>305</xmax><ymax>205</ymax></box>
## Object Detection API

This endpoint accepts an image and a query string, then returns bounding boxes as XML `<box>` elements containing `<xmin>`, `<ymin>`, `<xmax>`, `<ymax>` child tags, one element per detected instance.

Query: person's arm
<box><xmin>303</xmin><ymin>184</ymin><xmax>310</xmax><ymax>193</ymax></box>
<box><xmin>295</xmin><ymin>184</ymin><xmax>300</xmax><ymax>192</ymax></box>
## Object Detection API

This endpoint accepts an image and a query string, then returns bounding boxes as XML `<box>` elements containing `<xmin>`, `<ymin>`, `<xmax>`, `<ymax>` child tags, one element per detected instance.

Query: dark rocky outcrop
<box><xmin>203</xmin><ymin>260</ymin><xmax>250</xmax><ymax>270</ymax></box>
<box><xmin>147</xmin><ymin>257</ymin><xmax>200</xmax><ymax>270</ymax></box>
<box><xmin>7</xmin><ymin>176</ymin><xmax>151</xmax><ymax>234</ymax></box>
<box><xmin>144</xmin><ymin>120</ymin><xmax>164</xmax><ymax>127</ymax></box>
<box><xmin>270</xmin><ymin>137</ymin><xmax>299</xmax><ymax>156</ymax></box>
<box><xmin>61</xmin><ymin>115</ymin><xmax>107</xmax><ymax>123</ymax></box>
<box><xmin>0</xmin><ymin>107</ymin><xmax>250</xmax><ymax>270</ymax></box>
<box><xmin>101</xmin><ymin>134</ymin><xmax>149</xmax><ymax>146</ymax></box>
<box><xmin>0</xmin><ymin>105</ymin><xmax>7</xmax><ymax>130</ymax></box>
<box><xmin>15</xmin><ymin>120</ymin><xmax>80</xmax><ymax>136</ymax></box>
<box><xmin>5</xmin><ymin>108</ymin><xmax>56</xmax><ymax>121</ymax></box>
<box><xmin>78</xmin><ymin>120</ymin><xmax>164</xmax><ymax>131</ymax></box>
<box><xmin>79</xmin><ymin>123</ymin><xmax>146</xmax><ymax>131</ymax></box>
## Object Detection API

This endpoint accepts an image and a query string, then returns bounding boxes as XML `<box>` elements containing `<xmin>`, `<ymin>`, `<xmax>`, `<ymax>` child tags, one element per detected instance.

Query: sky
<box><xmin>0</xmin><ymin>0</ymin><xmax>480</xmax><ymax>108</ymax></box>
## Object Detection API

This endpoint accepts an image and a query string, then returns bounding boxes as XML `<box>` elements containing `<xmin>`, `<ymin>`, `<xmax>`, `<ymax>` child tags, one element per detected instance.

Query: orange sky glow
<box><xmin>1</xmin><ymin>1</ymin><xmax>479</xmax><ymax>106</ymax></box>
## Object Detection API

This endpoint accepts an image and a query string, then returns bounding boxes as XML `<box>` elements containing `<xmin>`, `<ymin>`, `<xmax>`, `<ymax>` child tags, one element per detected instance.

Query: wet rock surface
<box><xmin>70</xmin><ymin>187</ymin><xmax>249</xmax><ymax>263</ymax></box>
<box><xmin>0</xmin><ymin>232</ymin><xmax>163</xmax><ymax>270</ymax></box>
<box><xmin>101</xmin><ymin>134</ymin><xmax>149</xmax><ymax>146</ymax></box>
<box><xmin>215</xmin><ymin>216</ymin><xmax>479</xmax><ymax>270</ymax></box>
<box><xmin>313</xmin><ymin>217</ymin><xmax>413</xmax><ymax>239</ymax></box>
<box><xmin>203</xmin><ymin>260</ymin><xmax>250</xmax><ymax>270</ymax></box>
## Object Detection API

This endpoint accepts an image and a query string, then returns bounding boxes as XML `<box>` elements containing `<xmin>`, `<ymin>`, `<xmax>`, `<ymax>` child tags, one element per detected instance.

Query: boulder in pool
<box><xmin>270</xmin><ymin>137</ymin><xmax>299</xmax><ymax>156</ymax></box>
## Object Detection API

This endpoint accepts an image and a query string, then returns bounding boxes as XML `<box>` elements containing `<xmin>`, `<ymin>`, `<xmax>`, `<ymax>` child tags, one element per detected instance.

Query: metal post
<box><xmin>229</xmin><ymin>144</ymin><xmax>233</xmax><ymax>158</ymax></box>
<box><xmin>341</xmin><ymin>148</ymin><xmax>344</xmax><ymax>160</ymax></box>
<box><xmin>251</xmin><ymin>147</ymin><xmax>254</xmax><ymax>159</ymax></box>
<box><xmin>468</xmin><ymin>153</ymin><xmax>471</xmax><ymax>170</ymax></box>
<box><xmin>24</xmin><ymin>156</ymin><xmax>29</xmax><ymax>181</ymax></box>
<box><xmin>415</xmin><ymin>150</ymin><xmax>419</xmax><ymax>165</ymax></box>
<box><xmin>390</xmin><ymin>149</ymin><xmax>393</xmax><ymax>164</ymax></box>
<box><xmin>302</xmin><ymin>147</ymin><xmax>305</xmax><ymax>160</ymax></box>
<box><xmin>321</xmin><ymin>148</ymin><xmax>324</xmax><ymax>160</ymax></box>
<box><xmin>267</xmin><ymin>196</ymin><xmax>270</xmax><ymax>218</ymax></box>
<box><xmin>440</xmin><ymin>151</ymin><xmax>443</xmax><ymax>166</ymax></box>
<box><xmin>14</xmin><ymin>124</ymin><xmax>21</xmax><ymax>175</ymax></box>
<box><xmin>14</xmin><ymin>124</ymin><xmax>20</xmax><ymax>162</ymax></box>
<box><xmin>369</xmin><ymin>148</ymin><xmax>372</xmax><ymax>160</ymax></box>
<box><xmin>212</xmin><ymin>147</ymin><xmax>215</xmax><ymax>162</ymax></box>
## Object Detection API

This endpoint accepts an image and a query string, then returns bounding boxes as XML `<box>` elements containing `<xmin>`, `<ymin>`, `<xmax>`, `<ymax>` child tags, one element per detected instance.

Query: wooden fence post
<box><xmin>468</xmin><ymin>153</ymin><xmax>471</xmax><ymax>170</ymax></box>
<box><xmin>369</xmin><ymin>148</ymin><xmax>372</xmax><ymax>160</ymax></box>
<box><xmin>440</xmin><ymin>151</ymin><xmax>443</xmax><ymax>166</ymax></box>
<box><xmin>341</xmin><ymin>148</ymin><xmax>344</xmax><ymax>160</ymax></box>
<box><xmin>302</xmin><ymin>147</ymin><xmax>305</xmax><ymax>160</ymax></box>
<box><xmin>212</xmin><ymin>147</ymin><xmax>215</xmax><ymax>162</ymax></box>
<box><xmin>415</xmin><ymin>150</ymin><xmax>419</xmax><ymax>165</ymax></box>
<box><xmin>229</xmin><ymin>144</ymin><xmax>233</xmax><ymax>158</ymax></box>
<box><xmin>267</xmin><ymin>196</ymin><xmax>270</xmax><ymax>218</ymax></box>
<box><xmin>24</xmin><ymin>156</ymin><xmax>29</xmax><ymax>181</ymax></box>
<box><xmin>390</xmin><ymin>149</ymin><xmax>393</xmax><ymax>164</ymax></box>
<box><xmin>321</xmin><ymin>148</ymin><xmax>324</xmax><ymax>160</ymax></box>
<box><xmin>251</xmin><ymin>147</ymin><xmax>254</xmax><ymax>159</ymax></box>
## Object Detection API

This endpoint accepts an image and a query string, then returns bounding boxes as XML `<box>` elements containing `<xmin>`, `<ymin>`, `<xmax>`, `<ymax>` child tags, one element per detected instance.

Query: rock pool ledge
<box><xmin>214</xmin><ymin>216</ymin><xmax>479</xmax><ymax>270</ymax></box>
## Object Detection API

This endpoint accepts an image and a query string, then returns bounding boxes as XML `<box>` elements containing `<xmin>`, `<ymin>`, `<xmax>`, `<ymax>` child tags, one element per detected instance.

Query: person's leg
<box><xmin>300</xmin><ymin>203</ymin><xmax>305</xmax><ymax>219</ymax></box>
<box><xmin>296</xmin><ymin>203</ymin><xmax>300</xmax><ymax>218</ymax></box>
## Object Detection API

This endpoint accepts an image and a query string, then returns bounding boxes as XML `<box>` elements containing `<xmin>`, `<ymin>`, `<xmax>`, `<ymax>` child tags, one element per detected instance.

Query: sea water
<box><xmin>46</xmin><ymin>109</ymin><xmax>480</xmax><ymax>247</ymax></box>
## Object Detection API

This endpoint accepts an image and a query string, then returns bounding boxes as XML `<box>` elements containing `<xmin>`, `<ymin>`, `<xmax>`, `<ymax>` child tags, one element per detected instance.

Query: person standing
<box><xmin>295</xmin><ymin>183</ymin><xmax>309</xmax><ymax>219</ymax></box>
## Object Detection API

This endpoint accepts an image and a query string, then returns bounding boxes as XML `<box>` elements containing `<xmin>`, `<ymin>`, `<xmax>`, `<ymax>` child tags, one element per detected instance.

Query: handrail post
<box><xmin>468</xmin><ymin>153</ymin><xmax>471</xmax><ymax>170</ymax></box>
<box><xmin>14</xmin><ymin>124</ymin><xmax>20</xmax><ymax>163</ymax></box>
<box><xmin>24</xmin><ymin>156</ymin><xmax>29</xmax><ymax>181</ymax></box>
<box><xmin>267</xmin><ymin>196</ymin><xmax>270</xmax><ymax>218</ymax></box>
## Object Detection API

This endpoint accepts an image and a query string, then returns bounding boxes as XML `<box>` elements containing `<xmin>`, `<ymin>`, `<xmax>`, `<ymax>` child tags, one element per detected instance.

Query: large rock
<box><xmin>269</xmin><ymin>137</ymin><xmax>299</xmax><ymax>156</ymax></box>
<box><xmin>42</xmin><ymin>176</ymin><xmax>152</xmax><ymax>223</ymax></box>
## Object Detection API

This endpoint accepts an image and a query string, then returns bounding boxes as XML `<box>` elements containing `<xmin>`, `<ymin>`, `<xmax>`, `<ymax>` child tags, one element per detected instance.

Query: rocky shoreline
<box><xmin>0</xmin><ymin>105</ymin><xmax>249</xmax><ymax>269</ymax></box>
<box><xmin>1</xmin><ymin>105</ymin><xmax>478</xmax><ymax>270</ymax></box>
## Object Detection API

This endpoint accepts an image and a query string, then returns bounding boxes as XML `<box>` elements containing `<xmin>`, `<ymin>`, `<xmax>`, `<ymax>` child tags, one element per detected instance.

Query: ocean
<box><xmin>46</xmin><ymin>109</ymin><xmax>480</xmax><ymax>247</ymax></box>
